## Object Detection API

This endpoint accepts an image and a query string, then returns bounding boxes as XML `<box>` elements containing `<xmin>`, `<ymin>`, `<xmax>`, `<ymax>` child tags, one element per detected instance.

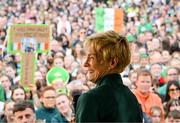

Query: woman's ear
<box><xmin>109</xmin><ymin>58</ymin><xmax>118</xmax><ymax>70</ymax></box>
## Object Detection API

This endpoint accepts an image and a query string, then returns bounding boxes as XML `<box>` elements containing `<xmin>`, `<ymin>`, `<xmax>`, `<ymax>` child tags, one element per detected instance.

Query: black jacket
<box><xmin>76</xmin><ymin>73</ymin><xmax>143</xmax><ymax>122</ymax></box>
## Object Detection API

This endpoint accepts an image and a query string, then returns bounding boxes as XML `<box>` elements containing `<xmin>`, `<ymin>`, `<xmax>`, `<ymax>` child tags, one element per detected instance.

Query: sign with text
<box><xmin>20</xmin><ymin>52</ymin><xmax>35</xmax><ymax>87</ymax></box>
<box><xmin>8</xmin><ymin>24</ymin><xmax>51</xmax><ymax>53</ymax></box>
<box><xmin>7</xmin><ymin>24</ymin><xmax>51</xmax><ymax>88</ymax></box>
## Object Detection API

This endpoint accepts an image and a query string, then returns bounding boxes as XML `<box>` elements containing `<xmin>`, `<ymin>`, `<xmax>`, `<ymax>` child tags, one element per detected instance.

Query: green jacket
<box><xmin>36</xmin><ymin>106</ymin><xmax>59</xmax><ymax>123</ymax></box>
<box><xmin>76</xmin><ymin>73</ymin><xmax>143</xmax><ymax>122</ymax></box>
<box><xmin>51</xmin><ymin>113</ymin><xmax>68</xmax><ymax>123</ymax></box>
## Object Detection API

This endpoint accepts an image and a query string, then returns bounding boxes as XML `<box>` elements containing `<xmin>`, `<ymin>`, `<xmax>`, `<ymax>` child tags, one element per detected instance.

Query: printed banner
<box><xmin>96</xmin><ymin>8</ymin><xmax>124</xmax><ymax>33</ymax></box>
<box><xmin>8</xmin><ymin>24</ymin><xmax>51</xmax><ymax>53</ymax></box>
<box><xmin>20</xmin><ymin>52</ymin><xmax>35</xmax><ymax>88</ymax></box>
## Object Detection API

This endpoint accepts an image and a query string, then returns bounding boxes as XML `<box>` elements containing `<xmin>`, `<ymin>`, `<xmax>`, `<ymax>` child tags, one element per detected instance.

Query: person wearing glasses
<box><xmin>164</xmin><ymin>80</ymin><xmax>180</xmax><ymax>103</ymax></box>
<box><xmin>35</xmin><ymin>86</ymin><xmax>61</xmax><ymax>123</ymax></box>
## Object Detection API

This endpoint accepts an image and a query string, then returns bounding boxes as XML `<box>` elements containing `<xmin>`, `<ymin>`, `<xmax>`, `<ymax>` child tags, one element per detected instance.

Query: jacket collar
<box><xmin>135</xmin><ymin>90</ymin><xmax>150</xmax><ymax>100</ymax></box>
<box><xmin>96</xmin><ymin>73</ymin><xmax>123</xmax><ymax>87</ymax></box>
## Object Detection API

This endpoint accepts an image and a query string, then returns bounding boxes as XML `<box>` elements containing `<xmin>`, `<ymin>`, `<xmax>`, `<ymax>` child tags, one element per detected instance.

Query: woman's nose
<box><xmin>83</xmin><ymin>58</ymin><xmax>89</xmax><ymax>67</ymax></box>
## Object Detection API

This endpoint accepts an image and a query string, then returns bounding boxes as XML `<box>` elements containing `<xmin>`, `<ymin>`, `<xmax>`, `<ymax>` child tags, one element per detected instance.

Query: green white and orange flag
<box><xmin>96</xmin><ymin>8</ymin><xmax>124</xmax><ymax>33</ymax></box>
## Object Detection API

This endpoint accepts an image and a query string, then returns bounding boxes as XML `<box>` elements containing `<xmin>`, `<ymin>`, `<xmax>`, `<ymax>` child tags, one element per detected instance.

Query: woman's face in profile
<box><xmin>83</xmin><ymin>46</ymin><xmax>109</xmax><ymax>83</ymax></box>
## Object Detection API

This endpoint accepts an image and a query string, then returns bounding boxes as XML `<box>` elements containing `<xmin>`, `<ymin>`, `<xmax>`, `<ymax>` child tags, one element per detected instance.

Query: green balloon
<box><xmin>46</xmin><ymin>67</ymin><xmax>70</xmax><ymax>85</ymax></box>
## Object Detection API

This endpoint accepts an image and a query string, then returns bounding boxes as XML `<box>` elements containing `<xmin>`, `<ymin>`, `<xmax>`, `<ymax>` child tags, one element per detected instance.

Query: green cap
<box><xmin>140</xmin><ymin>53</ymin><xmax>149</xmax><ymax>58</ymax></box>
<box><xmin>56</xmin><ymin>87</ymin><xmax>69</xmax><ymax>95</ymax></box>
<box><xmin>46</xmin><ymin>67</ymin><xmax>70</xmax><ymax>85</ymax></box>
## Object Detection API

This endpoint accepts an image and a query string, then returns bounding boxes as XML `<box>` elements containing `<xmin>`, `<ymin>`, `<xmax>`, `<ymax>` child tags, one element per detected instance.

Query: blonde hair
<box><xmin>150</xmin><ymin>106</ymin><xmax>162</xmax><ymax>116</ymax></box>
<box><xmin>150</xmin><ymin>105</ymin><xmax>163</xmax><ymax>120</ymax></box>
<box><xmin>84</xmin><ymin>30</ymin><xmax>131</xmax><ymax>73</ymax></box>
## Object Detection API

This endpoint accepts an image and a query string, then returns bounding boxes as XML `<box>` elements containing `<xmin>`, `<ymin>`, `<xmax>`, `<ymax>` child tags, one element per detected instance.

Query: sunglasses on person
<box><xmin>169</xmin><ymin>88</ymin><xmax>179</xmax><ymax>92</ymax></box>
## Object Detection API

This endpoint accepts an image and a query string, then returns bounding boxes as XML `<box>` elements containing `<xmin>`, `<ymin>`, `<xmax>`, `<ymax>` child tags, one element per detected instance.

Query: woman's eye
<box><xmin>89</xmin><ymin>56</ymin><xmax>95</xmax><ymax>60</ymax></box>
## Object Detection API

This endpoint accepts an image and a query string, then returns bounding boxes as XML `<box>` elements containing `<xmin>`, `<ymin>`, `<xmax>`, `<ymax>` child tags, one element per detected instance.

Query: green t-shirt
<box><xmin>0</xmin><ymin>85</ymin><xmax>5</xmax><ymax>102</ymax></box>
<box><xmin>138</xmin><ymin>23</ymin><xmax>153</xmax><ymax>34</ymax></box>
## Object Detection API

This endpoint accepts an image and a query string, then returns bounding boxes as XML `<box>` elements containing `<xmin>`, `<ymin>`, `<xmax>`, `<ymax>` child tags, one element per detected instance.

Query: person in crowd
<box><xmin>139</xmin><ymin>53</ymin><xmax>150</xmax><ymax>70</ymax></box>
<box><xmin>53</xmin><ymin>56</ymin><xmax>64</xmax><ymax>68</ymax></box>
<box><xmin>4</xmin><ymin>63</ymin><xmax>17</xmax><ymax>85</ymax></box>
<box><xmin>38</xmin><ymin>65</ymin><xmax>48</xmax><ymax>85</ymax></box>
<box><xmin>165</xmin><ymin>99</ymin><xmax>180</xmax><ymax>118</ymax></box>
<box><xmin>133</xmin><ymin>69</ymin><xmax>164</xmax><ymax>118</ymax></box>
<box><xmin>51</xmin><ymin>39</ymin><xmax>63</xmax><ymax>54</ymax></box>
<box><xmin>11</xmin><ymin>84</ymin><xmax>26</xmax><ymax>102</ymax></box>
<box><xmin>150</xmin><ymin>51</ymin><xmax>163</xmax><ymax>64</ymax></box>
<box><xmin>128</xmin><ymin>70</ymin><xmax>138</xmax><ymax>90</ymax></box>
<box><xmin>149</xmin><ymin>106</ymin><xmax>164</xmax><ymax>123</ymax></box>
<box><xmin>130</xmin><ymin>52</ymin><xmax>140</xmax><ymax>70</ymax></box>
<box><xmin>0</xmin><ymin>100</ymin><xmax>14</xmax><ymax>123</ymax></box>
<box><xmin>164</xmin><ymin>80</ymin><xmax>179</xmax><ymax>103</ymax></box>
<box><xmin>76</xmin><ymin>30</ymin><xmax>142</xmax><ymax>122</ymax></box>
<box><xmin>63</xmin><ymin>55</ymin><xmax>75</xmax><ymax>73</ymax></box>
<box><xmin>169</xmin><ymin>58</ymin><xmax>180</xmax><ymax>70</ymax></box>
<box><xmin>162</xmin><ymin>50</ymin><xmax>171</xmax><ymax>65</ymax></box>
<box><xmin>36</xmin><ymin>86</ymin><xmax>59</xmax><ymax>123</ymax></box>
<box><xmin>0</xmin><ymin>74</ymin><xmax>12</xmax><ymax>100</ymax></box>
<box><xmin>150</xmin><ymin>63</ymin><xmax>163</xmax><ymax>82</ymax></box>
<box><xmin>158</xmin><ymin>67</ymin><xmax>180</xmax><ymax>96</ymax></box>
<box><xmin>166</xmin><ymin>110</ymin><xmax>180</xmax><ymax>123</ymax></box>
<box><xmin>34</xmin><ymin>71</ymin><xmax>43</xmax><ymax>82</ymax></box>
<box><xmin>13</xmin><ymin>101</ymin><xmax>36</xmax><ymax>123</ymax></box>
<box><xmin>52</xmin><ymin>93</ymin><xmax>74</xmax><ymax>123</ymax></box>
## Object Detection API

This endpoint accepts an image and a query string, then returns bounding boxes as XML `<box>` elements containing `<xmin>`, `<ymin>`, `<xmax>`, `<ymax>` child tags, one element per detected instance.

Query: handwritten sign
<box><xmin>8</xmin><ymin>24</ymin><xmax>51</xmax><ymax>53</ymax></box>
<box><xmin>7</xmin><ymin>24</ymin><xmax>51</xmax><ymax>88</ymax></box>
<box><xmin>20</xmin><ymin>52</ymin><xmax>35</xmax><ymax>87</ymax></box>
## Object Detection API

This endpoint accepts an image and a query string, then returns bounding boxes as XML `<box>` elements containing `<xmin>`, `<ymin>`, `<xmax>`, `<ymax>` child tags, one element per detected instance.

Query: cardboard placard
<box><xmin>20</xmin><ymin>52</ymin><xmax>35</xmax><ymax>87</ymax></box>
<box><xmin>8</xmin><ymin>24</ymin><xmax>51</xmax><ymax>53</ymax></box>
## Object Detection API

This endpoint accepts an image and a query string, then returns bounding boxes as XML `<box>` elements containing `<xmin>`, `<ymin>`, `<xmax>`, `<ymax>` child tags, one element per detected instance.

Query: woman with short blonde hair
<box><xmin>84</xmin><ymin>30</ymin><xmax>131</xmax><ymax>73</ymax></box>
<box><xmin>76</xmin><ymin>30</ymin><xmax>142</xmax><ymax>122</ymax></box>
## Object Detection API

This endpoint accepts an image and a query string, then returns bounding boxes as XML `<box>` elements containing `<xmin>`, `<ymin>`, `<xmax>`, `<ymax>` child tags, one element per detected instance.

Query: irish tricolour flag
<box><xmin>96</xmin><ymin>8</ymin><xmax>124</xmax><ymax>33</ymax></box>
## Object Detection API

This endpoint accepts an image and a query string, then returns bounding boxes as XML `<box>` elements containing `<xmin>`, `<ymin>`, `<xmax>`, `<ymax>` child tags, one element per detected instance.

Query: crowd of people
<box><xmin>0</xmin><ymin>0</ymin><xmax>179</xmax><ymax>123</ymax></box>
